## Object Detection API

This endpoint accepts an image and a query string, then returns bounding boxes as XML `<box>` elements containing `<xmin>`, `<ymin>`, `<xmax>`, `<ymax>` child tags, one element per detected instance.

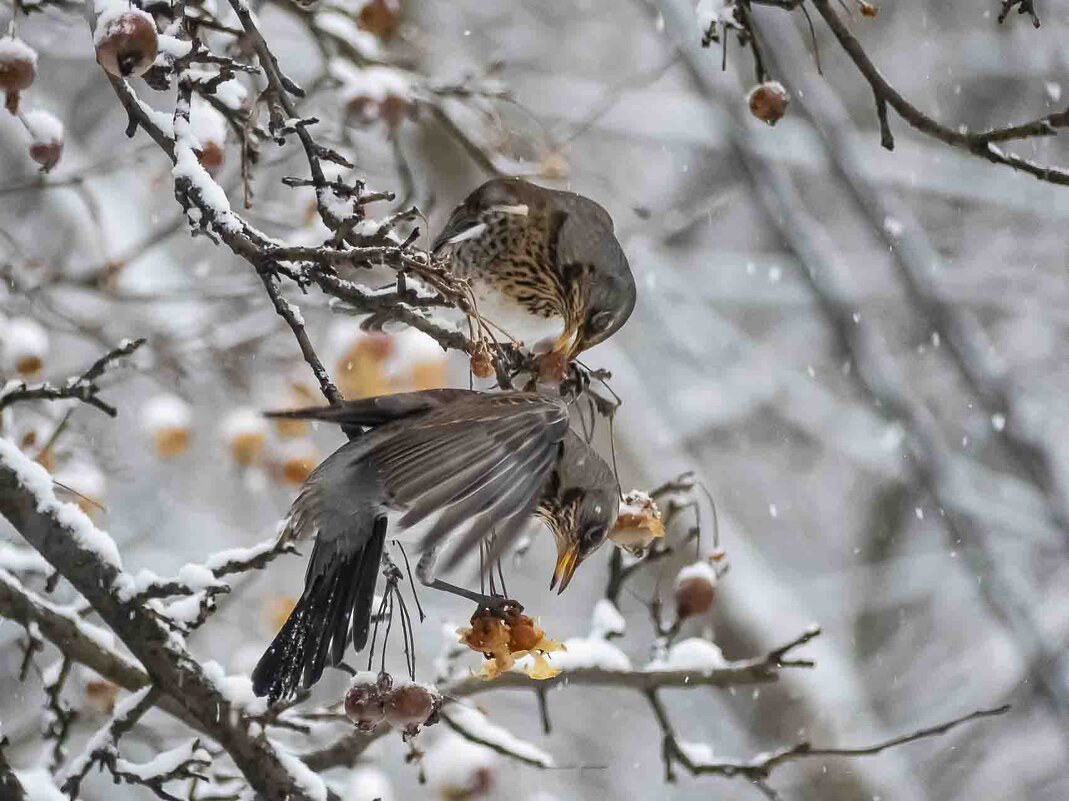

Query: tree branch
<box><xmin>0</xmin><ymin>338</ymin><xmax>146</xmax><ymax>417</ymax></box>
<box><xmin>0</xmin><ymin>439</ymin><xmax>326</xmax><ymax>801</ymax></box>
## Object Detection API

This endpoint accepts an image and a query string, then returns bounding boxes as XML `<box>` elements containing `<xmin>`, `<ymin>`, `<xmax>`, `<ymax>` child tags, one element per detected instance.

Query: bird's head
<box><xmin>432</xmin><ymin>178</ymin><xmax>535</xmax><ymax>253</ymax></box>
<box><xmin>573</xmin><ymin>266</ymin><xmax>636</xmax><ymax>354</ymax></box>
<box><xmin>546</xmin><ymin>487</ymin><xmax>619</xmax><ymax>594</ymax></box>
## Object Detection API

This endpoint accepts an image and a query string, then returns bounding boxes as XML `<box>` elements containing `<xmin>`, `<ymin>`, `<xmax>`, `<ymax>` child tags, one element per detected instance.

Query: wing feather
<box><xmin>368</xmin><ymin>393</ymin><xmax>568</xmax><ymax>558</ymax></box>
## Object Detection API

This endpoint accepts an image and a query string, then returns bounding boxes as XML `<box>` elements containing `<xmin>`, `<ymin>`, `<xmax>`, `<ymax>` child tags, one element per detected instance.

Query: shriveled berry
<box><xmin>95</xmin><ymin>9</ymin><xmax>159</xmax><ymax>78</ymax></box>
<box><xmin>748</xmin><ymin>81</ymin><xmax>789</xmax><ymax>127</ymax></box>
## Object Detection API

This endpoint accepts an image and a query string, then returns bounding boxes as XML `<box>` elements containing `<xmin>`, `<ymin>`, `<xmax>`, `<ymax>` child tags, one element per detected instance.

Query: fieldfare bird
<box><xmin>251</xmin><ymin>388</ymin><xmax>619</xmax><ymax>700</ymax></box>
<box><xmin>433</xmin><ymin>178</ymin><xmax>636</xmax><ymax>366</ymax></box>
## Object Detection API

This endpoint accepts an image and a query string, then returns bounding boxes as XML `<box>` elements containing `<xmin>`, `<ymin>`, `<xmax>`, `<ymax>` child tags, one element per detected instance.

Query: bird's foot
<box><xmin>423</xmin><ymin>578</ymin><xmax>522</xmax><ymax>618</ymax></box>
<box><xmin>477</xmin><ymin>595</ymin><xmax>524</xmax><ymax>620</ymax></box>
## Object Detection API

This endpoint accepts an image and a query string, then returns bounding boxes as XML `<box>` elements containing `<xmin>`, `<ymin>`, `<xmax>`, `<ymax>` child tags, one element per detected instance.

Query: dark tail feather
<box><xmin>352</xmin><ymin>517</ymin><xmax>387</xmax><ymax>652</ymax></box>
<box><xmin>263</xmin><ymin>389</ymin><xmax>479</xmax><ymax>428</ymax></box>
<box><xmin>251</xmin><ymin>519</ymin><xmax>387</xmax><ymax>701</ymax></box>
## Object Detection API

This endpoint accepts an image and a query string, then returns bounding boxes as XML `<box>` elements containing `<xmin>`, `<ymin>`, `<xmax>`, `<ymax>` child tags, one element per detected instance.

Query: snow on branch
<box><xmin>441</xmin><ymin>704</ymin><xmax>555</xmax><ymax>768</ymax></box>
<box><xmin>0</xmin><ymin>437</ymin><xmax>332</xmax><ymax>801</ymax></box>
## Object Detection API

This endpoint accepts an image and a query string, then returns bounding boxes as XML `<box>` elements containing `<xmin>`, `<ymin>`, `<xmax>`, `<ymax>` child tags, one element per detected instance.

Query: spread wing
<box><xmin>368</xmin><ymin>392</ymin><xmax>570</xmax><ymax>566</ymax></box>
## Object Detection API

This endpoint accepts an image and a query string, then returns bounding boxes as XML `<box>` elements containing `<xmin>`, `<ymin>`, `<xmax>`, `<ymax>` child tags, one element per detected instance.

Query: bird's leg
<box><xmin>416</xmin><ymin>546</ymin><xmax>522</xmax><ymax>617</ymax></box>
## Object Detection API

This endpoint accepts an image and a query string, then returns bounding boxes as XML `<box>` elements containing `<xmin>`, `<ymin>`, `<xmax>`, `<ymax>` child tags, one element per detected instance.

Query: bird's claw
<box><xmin>477</xmin><ymin>596</ymin><xmax>524</xmax><ymax>620</ymax></box>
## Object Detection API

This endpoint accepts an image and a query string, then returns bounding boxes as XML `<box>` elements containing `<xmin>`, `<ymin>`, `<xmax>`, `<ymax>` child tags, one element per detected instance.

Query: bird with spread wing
<box><xmin>252</xmin><ymin>389</ymin><xmax>619</xmax><ymax>701</ymax></box>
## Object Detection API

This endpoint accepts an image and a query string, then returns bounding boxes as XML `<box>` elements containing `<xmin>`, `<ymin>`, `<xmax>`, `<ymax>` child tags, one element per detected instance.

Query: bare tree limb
<box><xmin>647</xmin><ymin>687</ymin><xmax>1007</xmax><ymax>789</ymax></box>
<box><xmin>0</xmin><ymin>338</ymin><xmax>146</xmax><ymax>417</ymax></box>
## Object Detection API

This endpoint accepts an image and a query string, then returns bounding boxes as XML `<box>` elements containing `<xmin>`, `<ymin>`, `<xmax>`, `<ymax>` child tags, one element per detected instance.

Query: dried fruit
<box><xmin>458</xmin><ymin>606</ymin><xmax>564</xmax><ymax>681</ymax></box>
<box><xmin>84</xmin><ymin>679</ymin><xmax>120</xmax><ymax>714</ymax></box>
<box><xmin>358</xmin><ymin>0</ymin><xmax>401</xmax><ymax>40</ymax></box>
<box><xmin>537</xmin><ymin>348</ymin><xmax>569</xmax><ymax>384</ymax></box>
<box><xmin>378</xmin><ymin>93</ymin><xmax>414</xmax><ymax>131</ymax></box>
<box><xmin>142</xmin><ymin>394</ymin><xmax>193</xmax><ymax>458</ymax></box>
<box><xmin>469</xmin><ymin>341</ymin><xmax>494</xmax><ymax>379</ymax></box>
<box><xmin>95</xmin><ymin>9</ymin><xmax>159</xmax><ymax>78</ymax></box>
<box><xmin>24</xmin><ymin>109</ymin><xmax>63</xmax><ymax>173</ymax></box>
<box><xmin>383</xmin><ymin>683</ymin><xmax>441</xmax><ymax>732</ymax></box>
<box><xmin>222</xmin><ymin>408</ymin><xmax>268</xmax><ymax>466</ymax></box>
<box><xmin>344</xmin><ymin>675</ymin><xmax>388</xmax><ymax>731</ymax></box>
<box><xmin>0</xmin><ymin>37</ymin><xmax>37</xmax><ymax>115</ymax></box>
<box><xmin>610</xmin><ymin>490</ymin><xmax>665</xmax><ymax>556</ymax></box>
<box><xmin>274</xmin><ymin>382</ymin><xmax>317</xmax><ymax>438</ymax></box>
<box><xmin>280</xmin><ymin>453</ymin><xmax>317</xmax><ymax>485</ymax></box>
<box><xmin>336</xmin><ymin>334</ymin><xmax>392</xmax><ymax>399</ymax></box>
<box><xmin>747</xmin><ymin>81</ymin><xmax>789</xmax><ymax>126</ymax></box>
<box><xmin>674</xmin><ymin>561</ymin><xmax>718</xmax><ymax>619</ymax></box>
<box><xmin>197</xmin><ymin>140</ymin><xmax>224</xmax><ymax>174</ymax></box>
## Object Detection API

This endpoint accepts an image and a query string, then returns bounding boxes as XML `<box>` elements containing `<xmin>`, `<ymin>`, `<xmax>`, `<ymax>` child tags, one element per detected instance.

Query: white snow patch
<box><xmin>547</xmin><ymin>637</ymin><xmax>631</xmax><ymax>671</ymax></box>
<box><xmin>647</xmin><ymin>637</ymin><xmax>727</xmax><ymax>672</ymax></box>
<box><xmin>677</xmin><ymin>739</ymin><xmax>716</xmax><ymax>765</ymax></box>
<box><xmin>0</xmin><ymin>36</ymin><xmax>37</xmax><ymax>66</ymax></box>
<box><xmin>423</xmin><ymin>732</ymin><xmax>496</xmax><ymax>795</ymax></box>
<box><xmin>141</xmin><ymin>394</ymin><xmax>192</xmax><ymax>433</ymax></box>
<box><xmin>221</xmin><ymin>407</ymin><xmax>268</xmax><ymax>440</ymax></box>
<box><xmin>189</xmin><ymin>95</ymin><xmax>228</xmax><ymax>149</ymax></box>
<box><xmin>0</xmin><ymin>542</ymin><xmax>50</xmax><ymax>574</ymax></box>
<box><xmin>590</xmin><ymin>598</ymin><xmax>626</xmax><ymax>639</ymax></box>
<box><xmin>314</xmin><ymin>12</ymin><xmax>381</xmax><ymax>58</ymax></box>
<box><xmin>94</xmin><ymin>6</ymin><xmax>155</xmax><ymax>47</ymax></box>
<box><xmin>674</xmin><ymin>560</ymin><xmax>717</xmax><ymax>590</ymax></box>
<box><xmin>345</xmin><ymin>765</ymin><xmax>394</xmax><ymax>801</ymax></box>
<box><xmin>696</xmin><ymin>0</ymin><xmax>737</xmax><ymax>30</ymax></box>
<box><xmin>202</xmin><ymin>538</ymin><xmax>278</xmax><ymax>571</ymax></box>
<box><xmin>114</xmin><ymin>738</ymin><xmax>207</xmax><ymax>780</ymax></box>
<box><xmin>447</xmin><ymin>704</ymin><xmax>554</xmax><ymax>767</ymax></box>
<box><xmin>202</xmin><ymin>660</ymin><xmax>269</xmax><ymax>716</ymax></box>
<box><xmin>177</xmin><ymin>561</ymin><xmax>218</xmax><ymax>589</ymax></box>
<box><xmin>2</xmin><ymin>317</ymin><xmax>49</xmax><ymax>368</ymax></box>
<box><xmin>383</xmin><ymin>328</ymin><xmax>444</xmax><ymax>375</ymax></box>
<box><xmin>156</xmin><ymin>34</ymin><xmax>193</xmax><ymax>59</ymax></box>
<box><xmin>0</xmin><ymin>437</ymin><xmax>125</xmax><ymax>571</ymax></box>
<box><xmin>22</xmin><ymin>109</ymin><xmax>63</xmax><ymax>146</ymax></box>
<box><xmin>268</xmin><ymin>738</ymin><xmax>329</xmax><ymax>801</ymax></box>
<box><xmin>14</xmin><ymin>769</ymin><xmax>65</xmax><ymax>801</ymax></box>
<box><xmin>58</xmin><ymin>687</ymin><xmax>153</xmax><ymax>786</ymax></box>
<box><xmin>331</xmin><ymin>61</ymin><xmax>412</xmax><ymax>104</ymax></box>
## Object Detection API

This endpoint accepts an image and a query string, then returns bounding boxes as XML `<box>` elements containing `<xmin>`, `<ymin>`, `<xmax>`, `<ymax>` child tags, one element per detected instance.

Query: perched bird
<box><xmin>252</xmin><ymin>389</ymin><xmax>619</xmax><ymax>700</ymax></box>
<box><xmin>433</xmin><ymin>178</ymin><xmax>636</xmax><ymax>367</ymax></box>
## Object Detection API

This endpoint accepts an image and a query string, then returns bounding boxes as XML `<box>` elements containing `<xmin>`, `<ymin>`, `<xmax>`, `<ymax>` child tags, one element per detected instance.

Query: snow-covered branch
<box><xmin>0</xmin><ymin>437</ymin><xmax>329</xmax><ymax>801</ymax></box>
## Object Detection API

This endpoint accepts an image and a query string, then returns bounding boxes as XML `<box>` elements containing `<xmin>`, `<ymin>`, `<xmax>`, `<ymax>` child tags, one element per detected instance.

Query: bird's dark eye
<box><xmin>589</xmin><ymin>311</ymin><xmax>614</xmax><ymax>333</ymax></box>
<box><xmin>581</xmin><ymin>524</ymin><xmax>608</xmax><ymax>555</ymax></box>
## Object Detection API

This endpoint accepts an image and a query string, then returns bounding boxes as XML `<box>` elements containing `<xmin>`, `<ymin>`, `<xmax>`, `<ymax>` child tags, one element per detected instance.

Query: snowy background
<box><xmin>3</xmin><ymin>0</ymin><xmax>1069</xmax><ymax>799</ymax></box>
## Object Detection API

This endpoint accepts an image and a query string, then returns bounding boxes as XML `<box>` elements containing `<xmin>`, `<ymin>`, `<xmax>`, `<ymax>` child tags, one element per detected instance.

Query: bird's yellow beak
<box><xmin>550</xmin><ymin>541</ymin><xmax>581</xmax><ymax>594</ymax></box>
<box><xmin>558</xmin><ymin>326</ymin><xmax>584</xmax><ymax>360</ymax></box>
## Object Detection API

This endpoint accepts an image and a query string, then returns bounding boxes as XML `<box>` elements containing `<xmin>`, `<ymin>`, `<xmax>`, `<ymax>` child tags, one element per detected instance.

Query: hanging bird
<box><xmin>433</xmin><ymin>178</ymin><xmax>636</xmax><ymax>369</ymax></box>
<box><xmin>251</xmin><ymin>389</ymin><xmax>619</xmax><ymax>701</ymax></box>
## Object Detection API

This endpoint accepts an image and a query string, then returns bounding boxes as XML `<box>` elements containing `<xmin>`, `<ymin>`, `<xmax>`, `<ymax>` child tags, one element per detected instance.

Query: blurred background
<box><xmin>2</xmin><ymin>0</ymin><xmax>1069</xmax><ymax>798</ymax></box>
